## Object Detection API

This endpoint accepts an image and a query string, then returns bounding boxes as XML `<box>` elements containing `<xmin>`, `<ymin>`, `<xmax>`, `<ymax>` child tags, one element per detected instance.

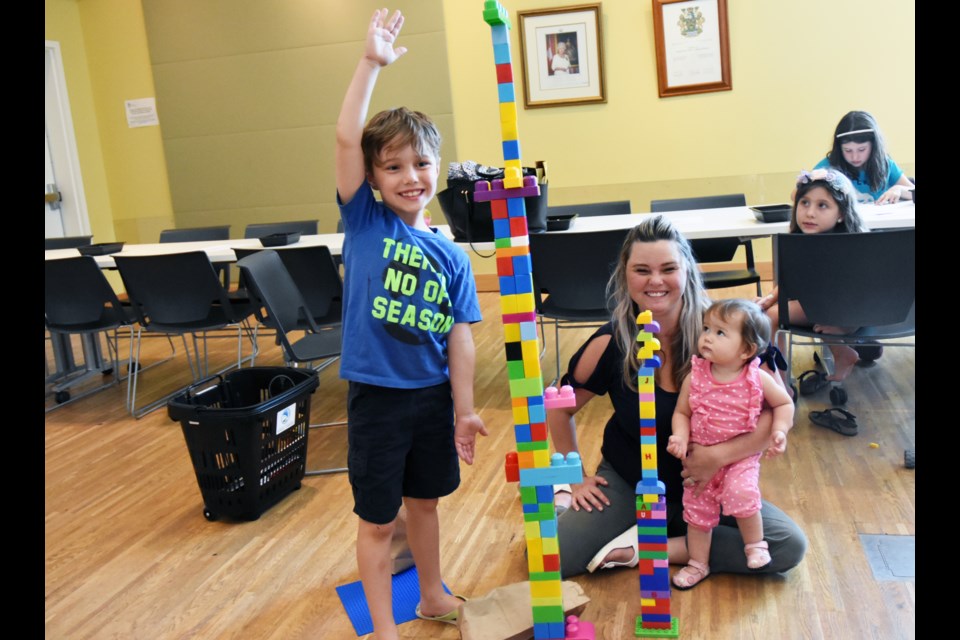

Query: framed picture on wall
<box><xmin>652</xmin><ymin>0</ymin><xmax>732</xmax><ymax>98</ymax></box>
<box><xmin>517</xmin><ymin>4</ymin><xmax>606</xmax><ymax>109</ymax></box>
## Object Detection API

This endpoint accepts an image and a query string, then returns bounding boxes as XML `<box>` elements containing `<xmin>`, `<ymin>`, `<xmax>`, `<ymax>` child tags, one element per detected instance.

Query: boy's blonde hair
<box><xmin>361</xmin><ymin>107</ymin><xmax>442</xmax><ymax>176</ymax></box>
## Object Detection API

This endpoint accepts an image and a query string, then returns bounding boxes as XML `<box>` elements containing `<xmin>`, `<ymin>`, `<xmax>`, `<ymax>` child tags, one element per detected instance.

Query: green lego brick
<box><xmin>634</xmin><ymin>526</ymin><xmax>668</xmax><ymax>536</ymax></box>
<box><xmin>483</xmin><ymin>0</ymin><xmax>511</xmax><ymax>28</ymax></box>
<box><xmin>506</xmin><ymin>360</ymin><xmax>526</xmax><ymax>379</ymax></box>
<box><xmin>516</xmin><ymin>440</ymin><xmax>549</xmax><ymax>452</ymax></box>
<box><xmin>529</xmin><ymin>570</ymin><xmax>562</xmax><ymax>581</ymax></box>
<box><xmin>532</xmin><ymin>605</ymin><xmax>565</xmax><ymax>623</ymax></box>
<box><xmin>635</xmin><ymin>616</ymin><xmax>679</xmax><ymax>637</ymax></box>
<box><xmin>495</xmin><ymin>236</ymin><xmax>513</xmax><ymax>249</ymax></box>
<box><xmin>509</xmin><ymin>376</ymin><xmax>544</xmax><ymax>397</ymax></box>
<box><xmin>637</xmin><ymin>550</ymin><xmax>669</xmax><ymax>560</ymax></box>
<box><xmin>520</xmin><ymin>486</ymin><xmax>537</xmax><ymax>503</ymax></box>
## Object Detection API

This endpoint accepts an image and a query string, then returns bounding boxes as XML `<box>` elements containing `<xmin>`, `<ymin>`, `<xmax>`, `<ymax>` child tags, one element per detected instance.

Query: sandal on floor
<box><xmin>415</xmin><ymin>594</ymin><xmax>468</xmax><ymax>625</ymax></box>
<box><xmin>798</xmin><ymin>369</ymin><xmax>829</xmax><ymax>396</ymax></box>
<box><xmin>809</xmin><ymin>408</ymin><xmax>858</xmax><ymax>437</ymax></box>
<box><xmin>672</xmin><ymin>559</ymin><xmax>710</xmax><ymax>590</ymax></box>
<box><xmin>745</xmin><ymin>540</ymin><xmax>771</xmax><ymax>570</ymax></box>
<box><xmin>586</xmin><ymin>526</ymin><xmax>639</xmax><ymax>573</ymax></box>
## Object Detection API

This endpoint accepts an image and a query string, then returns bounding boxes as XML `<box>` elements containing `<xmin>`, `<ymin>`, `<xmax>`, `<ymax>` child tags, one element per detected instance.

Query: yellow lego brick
<box><xmin>504</xmin><ymin>323</ymin><xmax>521</xmax><ymax>343</ymax></box>
<box><xmin>532</xmin><ymin>449</ymin><xmax>550</xmax><ymax>467</ymax></box>
<box><xmin>641</xmin><ymin>443</ymin><xmax>657</xmax><ymax>463</ymax></box>
<box><xmin>641</xmin><ymin>493</ymin><xmax>661</xmax><ymax>502</ymax></box>
<box><xmin>499</xmin><ymin>102</ymin><xmax>518</xmax><ymax>126</ymax></box>
<box><xmin>500</xmin><ymin>294</ymin><xmax>518</xmax><ymax>315</ymax></box>
<box><xmin>637</xmin><ymin>310</ymin><xmax>653</xmax><ymax>324</ymax></box>
<box><xmin>513</xmin><ymin>405</ymin><xmax>530</xmax><ymax>424</ymax></box>
<box><xmin>527</xmin><ymin>539</ymin><xmax>544</xmax><ymax>572</ymax></box>
<box><xmin>640</xmin><ymin>402</ymin><xmax>655</xmax><ymax>419</ymax></box>
<box><xmin>541</xmin><ymin>536</ymin><xmax>559</xmax><ymax>555</ymax></box>
<box><xmin>640</xmin><ymin>597</ymin><xmax>656</xmax><ymax>607</ymax></box>
<box><xmin>523</xmin><ymin>353</ymin><xmax>541</xmax><ymax>378</ymax></box>
<box><xmin>515</xmin><ymin>292</ymin><xmax>536</xmax><ymax>313</ymax></box>
<box><xmin>530</xmin><ymin>580</ymin><xmax>562</xmax><ymax>598</ymax></box>
<box><xmin>525</xmin><ymin>521</ymin><xmax>541</xmax><ymax>540</ymax></box>
<box><xmin>500</xmin><ymin>117</ymin><xmax>519</xmax><ymax>140</ymax></box>
<box><xmin>531</xmin><ymin>597</ymin><xmax>564</xmax><ymax>608</ymax></box>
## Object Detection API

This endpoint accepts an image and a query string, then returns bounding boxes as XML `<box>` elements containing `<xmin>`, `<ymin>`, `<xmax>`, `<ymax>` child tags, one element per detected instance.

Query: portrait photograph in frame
<box><xmin>517</xmin><ymin>4</ymin><xmax>606</xmax><ymax>109</ymax></box>
<box><xmin>652</xmin><ymin>0</ymin><xmax>731</xmax><ymax>98</ymax></box>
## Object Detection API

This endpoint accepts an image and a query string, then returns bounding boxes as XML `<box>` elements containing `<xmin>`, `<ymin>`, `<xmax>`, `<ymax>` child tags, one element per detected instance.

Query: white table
<box><xmin>43</xmin><ymin>201</ymin><xmax>915</xmax><ymax>267</ymax></box>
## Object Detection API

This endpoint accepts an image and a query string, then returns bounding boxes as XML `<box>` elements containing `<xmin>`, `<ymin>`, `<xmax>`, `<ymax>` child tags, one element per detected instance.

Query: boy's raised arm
<box><xmin>335</xmin><ymin>9</ymin><xmax>407</xmax><ymax>204</ymax></box>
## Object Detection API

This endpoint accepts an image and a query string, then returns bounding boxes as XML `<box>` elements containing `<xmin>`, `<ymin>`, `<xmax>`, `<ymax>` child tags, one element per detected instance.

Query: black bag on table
<box><xmin>437</xmin><ymin>166</ymin><xmax>548</xmax><ymax>243</ymax></box>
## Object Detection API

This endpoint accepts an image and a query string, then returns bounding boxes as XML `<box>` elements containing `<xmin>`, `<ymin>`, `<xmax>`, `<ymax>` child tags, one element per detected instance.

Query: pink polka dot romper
<box><xmin>682</xmin><ymin>355</ymin><xmax>764</xmax><ymax>531</ymax></box>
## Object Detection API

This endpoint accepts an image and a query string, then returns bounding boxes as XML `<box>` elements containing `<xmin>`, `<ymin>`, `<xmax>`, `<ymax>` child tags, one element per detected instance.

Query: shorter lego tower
<box><xmin>634</xmin><ymin>310</ymin><xmax>679</xmax><ymax>637</ymax></box>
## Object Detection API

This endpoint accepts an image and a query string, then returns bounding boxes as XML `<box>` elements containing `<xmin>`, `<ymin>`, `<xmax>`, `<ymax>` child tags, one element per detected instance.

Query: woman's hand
<box><xmin>568</xmin><ymin>475</ymin><xmax>611</xmax><ymax>512</ymax></box>
<box><xmin>681</xmin><ymin>442</ymin><xmax>723</xmax><ymax>496</ymax></box>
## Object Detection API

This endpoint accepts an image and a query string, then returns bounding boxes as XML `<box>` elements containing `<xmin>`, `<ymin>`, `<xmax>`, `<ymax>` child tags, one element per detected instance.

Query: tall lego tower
<box><xmin>634</xmin><ymin>310</ymin><xmax>679</xmax><ymax>637</ymax></box>
<box><xmin>479</xmin><ymin>3</ymin><xmax>586</xmax><ymax>639</ymax></box>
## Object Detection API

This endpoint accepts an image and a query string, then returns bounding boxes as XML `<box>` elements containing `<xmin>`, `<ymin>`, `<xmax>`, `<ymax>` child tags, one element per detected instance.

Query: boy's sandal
<box><xmin>745</xmin><ymin>540</ymin><xmax>772</xmax><ymax>570</ymax></box>
<box><xmin>797</xmin><ymin>369</ymin><xmax>829</xmax><ymax>396</ymax></box>
<box><xmin>672</xmin><ymin>559</ymin><xmax>710</xmax><ymax>590</ymax></box>
<box><xmin>415</xmin><ymin>594</ymin><xmax>468</xmax><ymax>625</ymax></box>
<box><xmin>809</xmin><ymin>408</ymin><xmax>859</xmax><ymax>437</ymax></box>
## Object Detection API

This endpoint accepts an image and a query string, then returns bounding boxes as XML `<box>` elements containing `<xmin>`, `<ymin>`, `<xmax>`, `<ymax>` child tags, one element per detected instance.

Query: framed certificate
<box><xmin>652</xmin><ymin>0</ymin><xmax>732</xmax><ymax>98</ymax></box>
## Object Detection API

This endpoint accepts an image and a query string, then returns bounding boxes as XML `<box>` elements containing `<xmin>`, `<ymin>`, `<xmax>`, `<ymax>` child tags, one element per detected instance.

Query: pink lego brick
<box><xmin>543</xmin><ymin>385</ymin><xmax>576</xmax><ymax>409</ymax></box>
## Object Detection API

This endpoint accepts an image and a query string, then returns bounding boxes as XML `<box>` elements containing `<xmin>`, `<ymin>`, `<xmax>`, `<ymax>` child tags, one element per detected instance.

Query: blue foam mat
<box><xmin>335</xmin><ymin>566</ymin><xmax>450</xmax><ymax>636</ymax></box>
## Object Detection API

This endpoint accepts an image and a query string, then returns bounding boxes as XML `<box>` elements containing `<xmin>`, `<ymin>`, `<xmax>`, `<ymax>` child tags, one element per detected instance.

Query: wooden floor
<box><xmin>45</xmin><ymin>285</ymin><xmax>915</xmax><ymax>639</ymax></box>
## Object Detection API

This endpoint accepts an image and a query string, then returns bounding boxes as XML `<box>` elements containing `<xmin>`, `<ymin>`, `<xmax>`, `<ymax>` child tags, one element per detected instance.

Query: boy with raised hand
<box><xmin>335</xmin><ymin>8</ymin><xmax>487</xmax><ymax>639</ymax></box>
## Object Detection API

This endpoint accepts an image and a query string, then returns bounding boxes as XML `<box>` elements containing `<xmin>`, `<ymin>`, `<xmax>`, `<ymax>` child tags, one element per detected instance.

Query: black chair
<box><xmin>650</xmin><ymin>194</ymin><xmax>763</xmax><ymax>296</ymax></box>
<box><xmin>234</xmin><ymin>245</ymin><xmax>344</xmax><ymax>368</ymax></box>
<box><xmin>547</xmin><ymin>200</ymin><xmax>632</xmax><ymax>218</ymax></box>
<box><xmin>114</xmin><ymin>251</ymin><xmax>258</xmax><ymax>418</ymax></box>
<box><xmin>530</xmin><ymin>229</ymin><xmax>629</xmax><ymax>384</ymax></box>
<box><xmin>243</xmin><ymin>220</ymin><xmax>318</xmax><ymax>239</ymax></box>
<box><xmin>237</xmin><ymin>250</ymin><xmax>346</xmax><ymax>476</ymax></box>
<box><xmin>774</xmin><ymin>229</ymin><xmax>915</xmax><ymax>408</ymax></box>
<box><xmin>160</xmin><ymin>225</ymin><xmax>232</xmax><ymax>287</ymax></box>
<box><xmin>159</xmin><ymin>225</ymin><xmax>231</xmax><ymax>243</ymax></box>
<box><xmin>44</xmin><ymin>256</ymin><xmax>136</xmax><ymax>410</ymax></box>
<box><xmin>45</xmin><ymin>235</ymin><xmax>93</xmax><ymax>250</ymax></box>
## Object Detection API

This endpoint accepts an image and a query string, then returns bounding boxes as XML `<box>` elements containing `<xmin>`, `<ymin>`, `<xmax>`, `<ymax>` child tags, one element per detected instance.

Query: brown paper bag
<box><xmin>458</xmin><ymin>580</ymin><xmax>590</xmax><ymax>640</ymax></box>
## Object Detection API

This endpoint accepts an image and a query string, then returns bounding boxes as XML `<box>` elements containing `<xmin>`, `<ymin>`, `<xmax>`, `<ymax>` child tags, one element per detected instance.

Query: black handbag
<box><xmin>437</xmin><ymin>166</ymin><xmax>548</xmax><ymax>244</ymax></box>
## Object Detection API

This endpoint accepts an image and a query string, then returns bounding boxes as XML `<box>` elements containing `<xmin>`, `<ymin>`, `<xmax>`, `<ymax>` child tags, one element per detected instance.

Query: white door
<box><xmin>45</xmin><ymin>40</ymin><xmax>90</xmax><ymax>240</ymax></box>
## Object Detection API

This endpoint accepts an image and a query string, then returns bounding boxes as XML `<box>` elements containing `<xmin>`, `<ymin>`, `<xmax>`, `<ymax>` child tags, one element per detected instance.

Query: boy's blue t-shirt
<box><xmin>337</xmin><ymin>183</ymin><xmax>481</xmax><ymax>389</ymax></box>
<box><xmin>813</xmin><ymin>156</ymin><xmax>904</xmax><ymax>204</ymax></box>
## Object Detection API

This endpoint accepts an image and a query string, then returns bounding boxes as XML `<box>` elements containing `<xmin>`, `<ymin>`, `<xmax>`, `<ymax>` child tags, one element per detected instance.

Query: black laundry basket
<box><xmin>168</xmin><ymin>367</ymin><xmax>320</xmax><ymax>522</ymax></box>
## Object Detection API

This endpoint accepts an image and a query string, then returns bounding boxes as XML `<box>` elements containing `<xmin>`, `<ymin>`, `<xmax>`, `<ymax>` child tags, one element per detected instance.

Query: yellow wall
<box><xmin>45</xmin><ymin>0</ymin><xmax>175</xmax><ymax>245</ymax></box>
<box><xmin>46</xmin><ymin>0</ymin><xmax>914</xmax><ymax>262</ymax></box>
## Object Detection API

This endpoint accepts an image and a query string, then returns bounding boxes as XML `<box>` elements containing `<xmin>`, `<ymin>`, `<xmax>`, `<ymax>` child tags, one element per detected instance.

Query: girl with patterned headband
<box><xmin>814</xmin><ymin>111</ymin><xmax>914</xmax><ymax>205</ymax></box>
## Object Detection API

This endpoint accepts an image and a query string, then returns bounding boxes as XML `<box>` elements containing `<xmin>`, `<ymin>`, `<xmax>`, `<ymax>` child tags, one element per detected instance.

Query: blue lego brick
<box><xmin>549</xmin><ymin>622</ymin><xmax>566</xmax><ymax>638</ymax></box>
<box><xmin>502</xmin><ymin>138</ymin><xmax>521</xmax><ymax>159</ymax></box>
<box><xmin>638</xmin><ymin>534</ymin><xmax>670</xmax><ymax>543</ymax></box>
<box><xmin>499</xmin><ymin>275</ymin><xmax>517</xmax><ymax>295</ymax></box>
<box><xmin>514</xmin><ymin>274</ymin><xmax>533</xmax><ymax>294</ymax></box>
<box><xmin>640</xmin><ymin>418</ymin><xmax>657</xmax><ymax>428</ymax></box>
<box><xmin>536</xmin><ymin>484</ymin><xmax>554</xmax><ymax>503</ymax></box>
<box><xmin>533</xmin><ymin>623</ymin><xmax>551</xmax><ymax>639</ymax></box>
<box><xmin>494</xmin><ymin>217</ymin><xmax>512</xmax><ymax>238</ymax></box>
<box><xmin>519</xmin><ymin>452</ymin><xmax>582</xmax><ymax>487</ymax></box>
<box><xmin>640</xmin><ymin>435</ymin><xmax>658</xmax><ymax>445</ymax></box>
<box><xmin>528</xmin><ymin>403</ymin><xmax>546</xmax><ymax>424</ymax></box>
<box><xmin>520</xmin><ymin>321</ymin><xmax>538</xmax><ymax>340</ymax></box>
<box><xmin>539</xmin><ymin>517</ymin><xmax>557</xmax><ymax>538</ymax></box>
<box><xmin>512</xmin><ymin>253</ymin><xmax>532</xmax><ymax>275</ymax></box>
<box><xmin>636</xmin><ymin>479</ymin><xmax>666</xmax><ymax>495</ymax></box>
<box><xmin>515</xmin><ymin>423</ymin><xmax>532</xmax><ymax>442</ymax></box>
<box><xmin>508</xmin><ymin>197</ymin><xmax>526</xmax><ymax>217</ymax></box>
<box><xmin>490</xmin><ymin>23</ymin><xmax>509</xmax><ymax>45</ymax></box>
<box><xmin>493</xmin><ymin>42</ymin><xmax>511</xmax><ymax>64</ymax></box>
<box><xmin>639</xmin><ymin>572</ymin><xmax>671</xmax><ymax>591</ymax></box>
<box><xmin>640</xmin><ymin>613</ymin><xmax>673</xmax><ymax>623</ymax></box>
<box><xmin>523</xmin><ymin>502</ymin><xmax>539</xmax><ymax>513</ymax></box>
<box><xmin>498</xmin><ymin>83</ymin><xmax>517</xmax><ymax>105</ymax></box>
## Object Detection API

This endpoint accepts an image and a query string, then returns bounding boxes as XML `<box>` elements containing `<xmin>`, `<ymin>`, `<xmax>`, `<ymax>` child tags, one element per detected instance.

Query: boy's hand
<box><xmin>366</xmin><ymin>8</ymin><xmax>408</xmax><ymax>67</ymax></box>
<box><xmin>454</xmin><ymin>412</ymin><xmax>488</xmax><ymax>465</ymax></box>
<box><xmin>766</xmin><ymin>430</ymin><xmax>788</xmax><ymax>458</ymax></box>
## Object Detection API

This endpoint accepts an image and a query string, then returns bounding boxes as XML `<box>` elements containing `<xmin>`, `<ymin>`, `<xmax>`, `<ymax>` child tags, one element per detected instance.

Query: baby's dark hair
<box><xmin>705</xmin><ymin>299</ymin><xmax>770</xmax><ymax>361</ymax></box>
<box><xmin>790</xmin><ymin>168</ymin><xmax>868</xmax><ymax>234</ymax></box>
<box><xmin>361</xmin><ymin>107</ymin><xmax>442</xmax><ymax>176</ymax></box>
<box><xmin>826</xmin><ymin>110</ymin><xmax>889</xmax><ymax>192</ymax></box>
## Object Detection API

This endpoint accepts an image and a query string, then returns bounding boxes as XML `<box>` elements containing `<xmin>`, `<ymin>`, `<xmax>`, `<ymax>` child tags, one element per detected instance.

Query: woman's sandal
<box><xmin>672</xmin><ymin>559</ymin><xmax>710</xmax><ymax>590</ymax></box>
<box><xmin>797</xmin><ymin>369</ymin><xmax>829</xmax><ymax>396</ymax></box>
<box><xmin>745</xmin><ymin>540</ymin><xmax>772</xmax><ymax>570</ymax></box>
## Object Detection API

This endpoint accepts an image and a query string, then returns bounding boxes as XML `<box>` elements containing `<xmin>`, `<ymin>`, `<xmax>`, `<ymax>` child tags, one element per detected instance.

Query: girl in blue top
<box><xmin>813</xmin><ymin>111</ymin><xmax>914</xmax><ymax>205</ymax></box>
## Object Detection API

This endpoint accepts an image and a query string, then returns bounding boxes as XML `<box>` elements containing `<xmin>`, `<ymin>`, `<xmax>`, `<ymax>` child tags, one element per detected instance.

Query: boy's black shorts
<box><xmin>347</xmin><ymin>380</ymin><xmax>460</xmax><ymax>525</ymax></box>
